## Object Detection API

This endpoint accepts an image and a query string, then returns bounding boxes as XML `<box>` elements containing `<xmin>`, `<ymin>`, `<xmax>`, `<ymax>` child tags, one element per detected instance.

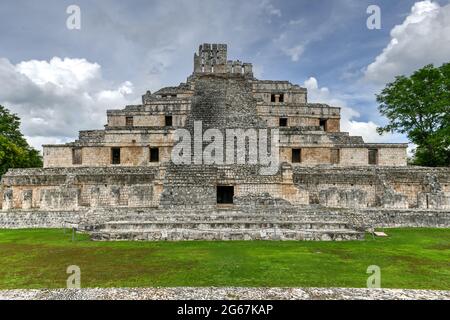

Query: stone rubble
<box><xmin>1</xmin><ymin>287</ymin><xmax>449</xmax><ymax>300</ymax></box>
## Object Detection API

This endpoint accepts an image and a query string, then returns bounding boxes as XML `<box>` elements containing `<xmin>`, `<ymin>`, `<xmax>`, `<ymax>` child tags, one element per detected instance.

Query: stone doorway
<box><xmin>217</xmin><ymin>186</ymin><xmax>234</xmax><ymax>204</ymax></box>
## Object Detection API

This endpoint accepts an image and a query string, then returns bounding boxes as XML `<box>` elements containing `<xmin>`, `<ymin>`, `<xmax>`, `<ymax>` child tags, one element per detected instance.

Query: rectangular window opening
<box><xmin>150</xmin><ymin>147</ymin><xmax>159</xmax><ymax>162</ymax></box>
<box><xmin>111</xmin><ymin>148</ymin><xmax>121</xmax><ymax>165</ymax></box>
<box><xmin>217</xmin><ymin>186</ymin><xmax>234</xmax><ymax>204</ymax></box>
<box><xmin>271</xmin><ymin>93</ymin><xmax>284</xmax><ymax>103</ymax></box>
<box><xmin>368</xmin><ymin>149</ymin><xmax>378</xmax><ymax>165</ymax></box>
<box><xmin>165</xmin><ymin>115</ymin><xmax>173</xmax><ymax>127</ymax></box>
<box><xmin>279</xmin><ymin>117</ymin><xmax>288</xmax><ymax>127</ymax></box>
<box><xmin>320</xmin><ymin>119</ymin><xmax>327</xmax><ymax>131</ymax></box>
<box><xmin>292</xmin><ymin>149</ymin><xmax>302</xmax><ymax>163</ymax></box>
<box><xmin>72</xmin><ymin>148</ymin><xmax>82</xmax><ymax>165</ymax></box>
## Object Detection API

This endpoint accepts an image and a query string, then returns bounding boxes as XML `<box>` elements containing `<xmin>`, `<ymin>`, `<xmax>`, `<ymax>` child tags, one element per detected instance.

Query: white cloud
<box><xmin>25</xmin><ymin>136</ymin><xmax>72</xmax><ymax>149</ymax></box>
<box><xmin>364</xmin><ymin>0</ymin><xmax>450</xmax><ymax>84</ymax></box>
<box><xmin>97</xmin><ymin>81</ymin><xmax>134</xmax><ymax>101</ymax></box>
<box><xmin>16</xmin><ymin>58</ymin><xmax>101</xmax><ymax>90</ymax></box>
<box><xmin>303</xmin><ymin>77</ymin><xmax>405</xmax><ymax>143</ymax></box>
<box><xmin>283</xmin><ymin>45</ymin><xmax>304</xmax><ymax>62</ymax></box>
<box><xmin>0</xmin><ymin>57</ymin><xmax>135</xmax><ymax>150</ymax></box>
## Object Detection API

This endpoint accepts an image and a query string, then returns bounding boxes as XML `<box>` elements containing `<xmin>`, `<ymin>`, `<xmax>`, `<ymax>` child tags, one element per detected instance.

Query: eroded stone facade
<box><xmin>1</xmin><ymin>43</ymin><xmax>449</xmax><ymax>240</ymax></box>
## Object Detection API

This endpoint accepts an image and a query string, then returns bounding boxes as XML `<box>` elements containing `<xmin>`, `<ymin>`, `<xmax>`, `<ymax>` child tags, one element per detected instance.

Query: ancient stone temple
<box><xmin>1</xmin><ymin>43</ymin><xmax>449</xmax><ymax>240</ymax></box>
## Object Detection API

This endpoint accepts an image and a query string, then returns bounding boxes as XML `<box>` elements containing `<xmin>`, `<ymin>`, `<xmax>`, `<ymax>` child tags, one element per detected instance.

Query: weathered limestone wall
<box><xmin>261</xmin><ymin>116</ymin><xmax>320</xmax><ymax>127</ymax></box>
<box><xmin>339</xmin><ymin>148</ymin><xmax>370</xmax><ymax>166</ymax></box>
<box><xmin>81</xmin><ymin>147</ymin><xmax>111</xmax><ymax>166</ymax></box>
<box><xmin>43</xmin><ymin>147</ymin><xmax>73</xmax><ymax>167</ymax></box>
<box><xmin>235</xmin><ymin>184</ymin><xmax>308</xmax><ymax>206</ymax></box>
<box><xmin>294</xmin><ymin>166</ymin><xmax>450</xmax><ymax>209</ymax></box>
<box><xmin>2</xmin><ymin>166</ymin><xmax>449</xmax><ymax>211</ymax></box>
<box><xmin>102</xmin><ymin>131</ymin><xmax>173</xmax><ymax>145</ymax></box>
<box><xmin>377</xmin><ymin>147</ymin><xmax>407</xmax><ymax>166</ymax></box>
<box><xmin>43</xmin><ymin>145</ymin><xmax>173</xmax><ymax>168</ymax></box>
<box><xmin>1</xmin><ymin>167</ymin><xmax>161</xmax><ymax>211</ymax></box>
<box><xmin>326</xmin><ymin>119</ymin><xmax>340</xmax><ymax>132</ymax></box>
<box><xmin>338</xmin><ymin>147</ymin><xmax>405</xmax><ymax>167</ymax></box>
<box><xmin>107</xmin><ymin>114</ymin><xmax>187</xmax><ymax>128</ymax></box>
<box><xmin>0</xmin><ymin>208</ymin><xmax>448</xmax><ymax>230</ymax></box>
<box><xmin>300</xmin><ymin>148</ymin><xmax>332</xmax><ymax>165</ymax></box>
<box><xmin>252</xmin><ymin>81</ymin><xmax>307</xmax><ymax>104</ymax></box>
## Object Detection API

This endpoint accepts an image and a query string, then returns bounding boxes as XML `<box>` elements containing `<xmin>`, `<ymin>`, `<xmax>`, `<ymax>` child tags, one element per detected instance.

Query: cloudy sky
<box><xmin>1</xmin><ymin>0</ymin><xmax>449</xmax><ymax>151</ymax></box>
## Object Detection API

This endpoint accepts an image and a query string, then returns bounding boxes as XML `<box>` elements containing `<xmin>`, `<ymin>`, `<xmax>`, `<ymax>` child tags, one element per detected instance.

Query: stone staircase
<box><xmin>88</xmin><ymin>207</ymin><xmax>366</xmax><ymax>241</ymax></box>
<box><xmin>159</xmin><ymin>75</ymin><xmax>272</xmax><ymax>208</ymax></box>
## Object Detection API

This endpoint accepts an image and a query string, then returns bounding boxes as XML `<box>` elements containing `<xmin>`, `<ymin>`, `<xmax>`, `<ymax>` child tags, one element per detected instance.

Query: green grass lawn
<box><xmin>0</xmin><ymin>228</ymin><xmax>449</xmax><ymax>290</ymax></box>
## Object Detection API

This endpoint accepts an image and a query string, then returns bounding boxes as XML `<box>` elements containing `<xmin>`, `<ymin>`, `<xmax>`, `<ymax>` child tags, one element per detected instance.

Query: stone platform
<box><xmin>1</xmin><ymin>206</ymin><xmax>449</xmax><ymax>241</ymax></box>
<box><xmin>86</xmin><ymin>206</ymin><xmax>365</xmax><ymax>241</ymax></box>
<box><xmin>90</xmin><ymin>220</ymin><xmax>364</xmax><ymax>241</ymax></box>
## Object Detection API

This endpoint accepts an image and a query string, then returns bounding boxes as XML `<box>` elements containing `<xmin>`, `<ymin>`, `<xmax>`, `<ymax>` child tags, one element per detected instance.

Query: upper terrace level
<box><xmin>41</xmin><ymin>43</ymin><xmax>407</xmax><ymax>168</ymax></box>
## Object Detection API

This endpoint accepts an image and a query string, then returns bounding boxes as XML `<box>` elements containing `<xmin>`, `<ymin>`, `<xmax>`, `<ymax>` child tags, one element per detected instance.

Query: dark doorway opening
<box><xmin>217</xmin><ymin>186</ymin><xmax>234</xmax><ymax>204</ymax></box>
<box><xmin>319</xmin><ymin>119</ymin><xmax>327</xmax><ymax>131</ymax></box>
<box><xmin>150</xmin><ymin>147</ymin><xmax>159</xmax><ymax>162</ymax></box>
<box><xmin>111</xmin><ymin>148</ymin><xmax>121</xmax><ymax>165</ymax></box>
<box><xmin>292</xmin><ymin>148</ymin><xmax>301</xmax><ymax>163</ymax></box>
<box><xmin>279</xmin><ymin>117</ymin><xmax>288</xmax><ymax>127</ymax></box>
<box><xmin>165</xmin><ymin>115</ymin><xmax>173</xmax><ymax>126</ymax></box>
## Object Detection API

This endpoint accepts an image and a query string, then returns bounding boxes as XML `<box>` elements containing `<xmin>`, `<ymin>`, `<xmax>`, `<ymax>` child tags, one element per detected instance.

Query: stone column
<box><xmin>110</xmin><ymin>186</ymin><xmax>121</xmax><ymax>206</ymax></box>
<box><xmin>22</xmin><ymin>190</ymin><xmax>33</xmax><ymax>210</ymax></box>
<box><xmin>90</xmin><ymin>186</ymin><xmax>100</xmax><ymax>208</ymax></box>
<box><xmin>2</xmin><ymin>189</ymin><xmax>13</xmax><ymax>211</ymax></box>
<box><xmin>281</xmin><ymin>163</ymin><xmax>293</xmax><ymax>183</ymax></box>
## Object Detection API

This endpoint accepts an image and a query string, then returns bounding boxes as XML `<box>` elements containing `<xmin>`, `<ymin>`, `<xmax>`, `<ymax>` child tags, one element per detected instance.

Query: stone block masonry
<box><xmin>1</xmin><ymin>287</ymin><xmax>449</xmax><ymax>300</ymax></box>
<box><xmin>1</xmin><ymin>43</ymin><xmax>449</xmax><ymax>240</ymax></box>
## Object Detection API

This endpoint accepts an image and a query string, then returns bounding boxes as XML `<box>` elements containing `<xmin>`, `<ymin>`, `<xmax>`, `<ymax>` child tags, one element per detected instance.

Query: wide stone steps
<box><xmin>85</xmin><ymin>208</ymin><xmax>356</xmax><ymax>222</ymax></box>
<box><xmin>88</xmin><ymin>212</ymin><xmax>365</xmax><ymax>241</ymax></box>
<box><xmin>90</xmin><ymin>228</ymin><xmax>364</xmax><ymax>241</ymax></box>
<box><xmin>110</xmin><ymin>215</ymin><xmax>347</xmax><ymax>223</ymax></box>
<box><xmin>97</xmin><ymin>220</ymin><xmax>351</xmax><ymax>231</ymax></box>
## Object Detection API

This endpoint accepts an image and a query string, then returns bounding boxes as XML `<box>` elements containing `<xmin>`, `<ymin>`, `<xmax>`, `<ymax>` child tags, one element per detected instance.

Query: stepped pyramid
<box><xmin>3</xmin><ymin>43</ymin><xmax>445</xmax><ymax>241</ymax></box>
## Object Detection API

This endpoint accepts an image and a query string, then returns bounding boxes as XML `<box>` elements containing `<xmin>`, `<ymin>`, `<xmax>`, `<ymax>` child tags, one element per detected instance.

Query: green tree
<box><xmin>376</xmin><ymin>63</ymin><xmax>450</xmax><ymax>167</ymax></box>
<box><xmin>0</xmin><ymin>105</ymin><xmax>43</xmax><ymax>177</ymax></box>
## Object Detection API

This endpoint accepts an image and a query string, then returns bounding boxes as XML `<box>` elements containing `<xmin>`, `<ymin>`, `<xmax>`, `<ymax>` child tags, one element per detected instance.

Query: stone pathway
<box><xmin>1</xmin><ymin>287</ymin><xmax>449</xmax><ymax>300</ymax></box>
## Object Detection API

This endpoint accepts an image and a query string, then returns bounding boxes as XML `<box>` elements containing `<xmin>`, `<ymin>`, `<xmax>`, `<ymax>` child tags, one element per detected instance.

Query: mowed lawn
<box><xmin>0</xmin><ymin>228</ymin><xmax>449</xmax><ymax>290</ymax></box>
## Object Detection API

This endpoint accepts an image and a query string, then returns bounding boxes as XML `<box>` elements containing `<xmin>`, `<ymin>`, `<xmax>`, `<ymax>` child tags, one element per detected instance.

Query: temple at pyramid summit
<box><xmin>1</xmin><ymin>44</ymin><xmax>449</xmax><ymax>240</ymax></box>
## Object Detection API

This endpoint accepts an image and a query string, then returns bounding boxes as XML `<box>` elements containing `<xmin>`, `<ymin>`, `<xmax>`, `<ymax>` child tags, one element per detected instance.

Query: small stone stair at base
<box><xmin>90</xmin><ymin>228</ymin><xmax>364</xmax><ymax>241</ymax></box>
<box><xmin>89</xmin><ymin>210</ymin><xmax>365</xmax><ymax>241</ymax></box>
